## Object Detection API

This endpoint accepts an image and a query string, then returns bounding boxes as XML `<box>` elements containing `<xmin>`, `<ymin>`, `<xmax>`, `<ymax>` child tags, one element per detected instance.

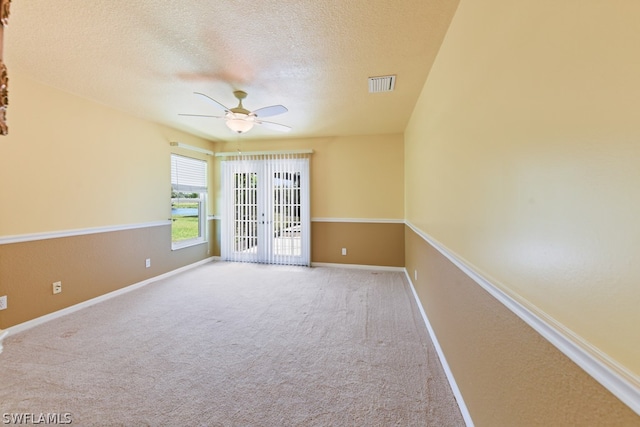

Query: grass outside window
<box><xmin>172</xmin><ymin>201</ymin><xmax>202</xmax><ymax>243</ymax></box>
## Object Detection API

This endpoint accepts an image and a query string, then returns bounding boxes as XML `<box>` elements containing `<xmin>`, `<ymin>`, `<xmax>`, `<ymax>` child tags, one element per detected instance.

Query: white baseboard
<box><xmin>403</xmin><ymin>269</ymin><xmax>474</xmax><ymax>426</ymax></box>
<box><xmin>4</xmin><ymin>257</ymin><xmax>219</xmax><ymax>338</ymax></box>
<box><xmin>0</xmin><ymin>329</ymin><xmax>7</xmax><ymax>354</ymax></box>
<box><xmin>311</xmin><ymin>262</ymin><xmax>405</xmax><ymax>272</ymax></box>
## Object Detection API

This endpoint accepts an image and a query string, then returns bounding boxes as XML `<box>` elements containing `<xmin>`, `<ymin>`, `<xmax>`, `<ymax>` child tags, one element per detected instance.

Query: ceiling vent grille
<box><xmin>368</xmin><ymin>75</ymin><xmax>396</xmax><ymax>93</ymax></box>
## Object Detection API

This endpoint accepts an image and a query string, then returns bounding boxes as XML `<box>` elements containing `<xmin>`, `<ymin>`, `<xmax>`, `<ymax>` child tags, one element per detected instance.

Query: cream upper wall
<box><xmin>0</xmin><ymin>70</ymin><xmax>401</xmax><ymax>233</ymax></box>
<box><xmin>405</xmin><ymin>0</ymin><xmax>640</xmax><ymax>377</ymax></box>
<box><xmin>217</xmin><ymin>134</ymin><xmax>404</xmax><ymax>220</ymax></box>
<box><xmin>0</xmin><ymin>71</ymin><xmax>215</xmax><ymax>236</ymax></box>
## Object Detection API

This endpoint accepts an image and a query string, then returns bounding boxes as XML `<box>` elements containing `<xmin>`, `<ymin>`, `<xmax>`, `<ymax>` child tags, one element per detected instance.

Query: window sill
<box><xmin>171</xmin><ymin>239</ymin><xmax>208</xmax><ymax>251</ymax></box>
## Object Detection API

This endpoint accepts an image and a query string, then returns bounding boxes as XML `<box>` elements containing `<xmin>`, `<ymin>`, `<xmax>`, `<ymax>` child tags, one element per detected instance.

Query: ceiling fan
<box><xmin>180</xmin><ymin>90</ymin><xmax>291</xmax><ymax>134</ymax></box>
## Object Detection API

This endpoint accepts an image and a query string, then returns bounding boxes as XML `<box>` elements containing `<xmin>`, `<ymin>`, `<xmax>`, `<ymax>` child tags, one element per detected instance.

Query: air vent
<box><xmin>368</xmin><ymin>75</ymin><xmax>396</xmax><ymax>93</ymax></box>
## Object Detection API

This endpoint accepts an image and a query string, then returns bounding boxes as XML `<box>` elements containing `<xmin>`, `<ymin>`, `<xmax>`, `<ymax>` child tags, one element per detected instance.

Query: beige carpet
<box><xmin>0</xmin><ymin>262</ymin><xmax>464</xmax><ymax>426</ymax></box>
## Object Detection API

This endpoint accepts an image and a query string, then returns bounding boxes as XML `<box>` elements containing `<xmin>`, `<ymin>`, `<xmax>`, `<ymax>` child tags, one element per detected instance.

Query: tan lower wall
<box><xmin>209</xmin><ymin>219</ymin><xmax>221</xmax><ymax>257</ymax></box>
<box><xmin>404</xmin><ymin>226</ymin><xmax>638</xmax><ymax>425</ymax></box>
<box><xmin>0</xmin><ymin>224</ymin><xmax>209</xmax><ymax>329</ymax></box>
<box><xmin>311</xmin><ymin>222</ymin><xmax>404</xmax><ymax>267</ymax></box>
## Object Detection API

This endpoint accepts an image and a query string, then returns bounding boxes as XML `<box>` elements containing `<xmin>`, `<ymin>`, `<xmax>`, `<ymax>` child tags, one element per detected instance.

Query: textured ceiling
<box><xmin>5</xmin><ymin>0</ymin><xmax>459</xmax><ymax>141</ymax></box>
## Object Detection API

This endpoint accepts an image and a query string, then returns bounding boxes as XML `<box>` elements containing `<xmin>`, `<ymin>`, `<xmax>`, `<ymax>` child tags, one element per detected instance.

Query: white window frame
<box><xmin>171</xmin><ymin>154</ymin><xmax>208</xmax><ymax>250</ymax></box>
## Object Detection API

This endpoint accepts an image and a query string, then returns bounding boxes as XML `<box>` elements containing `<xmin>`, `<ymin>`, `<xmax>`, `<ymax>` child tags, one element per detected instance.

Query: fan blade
<box><xmin>193</xmin><ymin>92</ymin><xmax>230</xmax><ymax>112</ymax></box>
<box><xmin>252</xmin><ymin>105</ymin><xmax>288</xmax><ymax>118</ymax></box>
<box><xmin>256</xmin><ymin>120</ymin><xmax>292</xmax><ymax>132</ymax></box>
<box><xmin>179</xmin><ymin>113</ymin><xmax>225</xmax><ymax>118</ymax></box>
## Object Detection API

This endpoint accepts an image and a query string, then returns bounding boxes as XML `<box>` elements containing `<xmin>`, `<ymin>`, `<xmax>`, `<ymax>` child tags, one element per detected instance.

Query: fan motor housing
<box><xmin>231</xmin><ymin>90</ymin><xmax>251</xmax><ymax>115</ymax></box>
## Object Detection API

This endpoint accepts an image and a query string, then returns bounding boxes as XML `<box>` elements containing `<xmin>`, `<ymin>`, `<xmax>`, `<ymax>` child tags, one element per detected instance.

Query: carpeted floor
<box><xmin>0</xmin><ymin>262</ymin><xmax>464</xmax><ymax>426</ymax></box>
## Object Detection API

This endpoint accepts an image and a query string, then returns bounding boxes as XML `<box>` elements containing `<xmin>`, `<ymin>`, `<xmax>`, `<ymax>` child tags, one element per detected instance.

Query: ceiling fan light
<box><xmin>225</xmin><ymin>114</ymin><xmax>253</xmax><ymax>133</ymax></box>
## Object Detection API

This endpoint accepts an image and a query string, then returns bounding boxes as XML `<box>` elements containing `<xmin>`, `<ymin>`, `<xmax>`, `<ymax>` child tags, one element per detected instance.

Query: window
<box><xmin>171</xmin><ymin>154</ymin><xmax>207</xmax><ymax>249</ymax></box>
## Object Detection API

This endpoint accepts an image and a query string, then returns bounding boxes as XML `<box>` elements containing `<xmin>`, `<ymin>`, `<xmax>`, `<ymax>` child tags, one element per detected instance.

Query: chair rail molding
<box><xmin>405</xmin><ymin>220</ymin><xmax>640</xmax><ymax>416</ymax></box>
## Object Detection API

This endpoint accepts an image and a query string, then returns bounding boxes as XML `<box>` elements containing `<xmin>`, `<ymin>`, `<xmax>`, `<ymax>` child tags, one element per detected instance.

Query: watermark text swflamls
<box><xmin>2</xmin><ymin>413</ymin><xmax>72</xmax><ymax>425</ymax></box>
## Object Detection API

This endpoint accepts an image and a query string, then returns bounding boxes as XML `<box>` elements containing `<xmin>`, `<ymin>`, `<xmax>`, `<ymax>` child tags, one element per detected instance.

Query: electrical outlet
<box><xmin>145</xmin><ymin>258</ymin><xmax>151</xmax><ymax>268</ymax></box>
<box><xmin>0</xmin><ymin>295</ymin><xmax>6</xmax><ymax>310</ymax></box>
<box><xmin>341</xmin><ymin>248</ymin><xmax>347</xmax><ymax>256</ymax></box>
<box><xmin>53</xmin><ymin>281</ymin><xmax>62</xmax><ymax>295</ymax></box>
<box><xmin>414</xmin><ymin>269</ymin><xmax>418</xmax><ymax>281</ymax></box>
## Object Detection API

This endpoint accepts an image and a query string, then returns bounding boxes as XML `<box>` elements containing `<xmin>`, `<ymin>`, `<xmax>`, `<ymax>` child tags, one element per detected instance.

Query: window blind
<box><xmin>221</xmin><ymin>153</ymin><xmax>310</xmax><ymax>266</ymax></box>
<box><xmin>171</xmin><ymin>154</ymin><xmax>207</xmax><ymax>193</ymax></box>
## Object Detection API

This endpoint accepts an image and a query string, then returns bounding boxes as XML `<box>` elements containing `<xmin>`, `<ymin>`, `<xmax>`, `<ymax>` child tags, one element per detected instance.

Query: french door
<box><xmin>221</xmin><ymin>154</ymin><xmax>310</xmax><ymax>266</ymax></box>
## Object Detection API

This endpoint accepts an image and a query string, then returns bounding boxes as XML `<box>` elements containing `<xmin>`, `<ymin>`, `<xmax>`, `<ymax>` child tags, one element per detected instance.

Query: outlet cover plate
<box><xmin>0</xmin><ymin>295</ymin><xmax>7</xmax><ymax>310</ymax></box>
<box><xmin>53</xmin><ymin>281</ymin><xmax>62</xmax><ymax>294</ymax></box>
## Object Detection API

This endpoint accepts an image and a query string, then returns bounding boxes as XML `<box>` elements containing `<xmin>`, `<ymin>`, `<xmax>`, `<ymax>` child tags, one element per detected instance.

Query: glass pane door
<box><xmin>222</xmin><ymin>156</ymin><xmax>310</xmax><ymax>266</ymax></box>
<box><xmin>233</xmin><ymin>171</ymin><xmax>259</xmax><ymax>261</ymax></box>
<box><xmin>270</xmin><ymin>169</ymin><xmax>303</xmax><ymax>262</ymax></box>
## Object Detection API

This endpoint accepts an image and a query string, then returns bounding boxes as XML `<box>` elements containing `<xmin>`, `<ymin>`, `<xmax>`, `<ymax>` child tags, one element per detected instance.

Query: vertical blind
<box><xmin>171</xmin><ymin>154</ymin><xmax>207</xmax><ymax>193</ymax></box>
<box><xmin>221</xmin><ymin>152</ymin><xmax>310</xmax><ymax>266</ymax></box>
